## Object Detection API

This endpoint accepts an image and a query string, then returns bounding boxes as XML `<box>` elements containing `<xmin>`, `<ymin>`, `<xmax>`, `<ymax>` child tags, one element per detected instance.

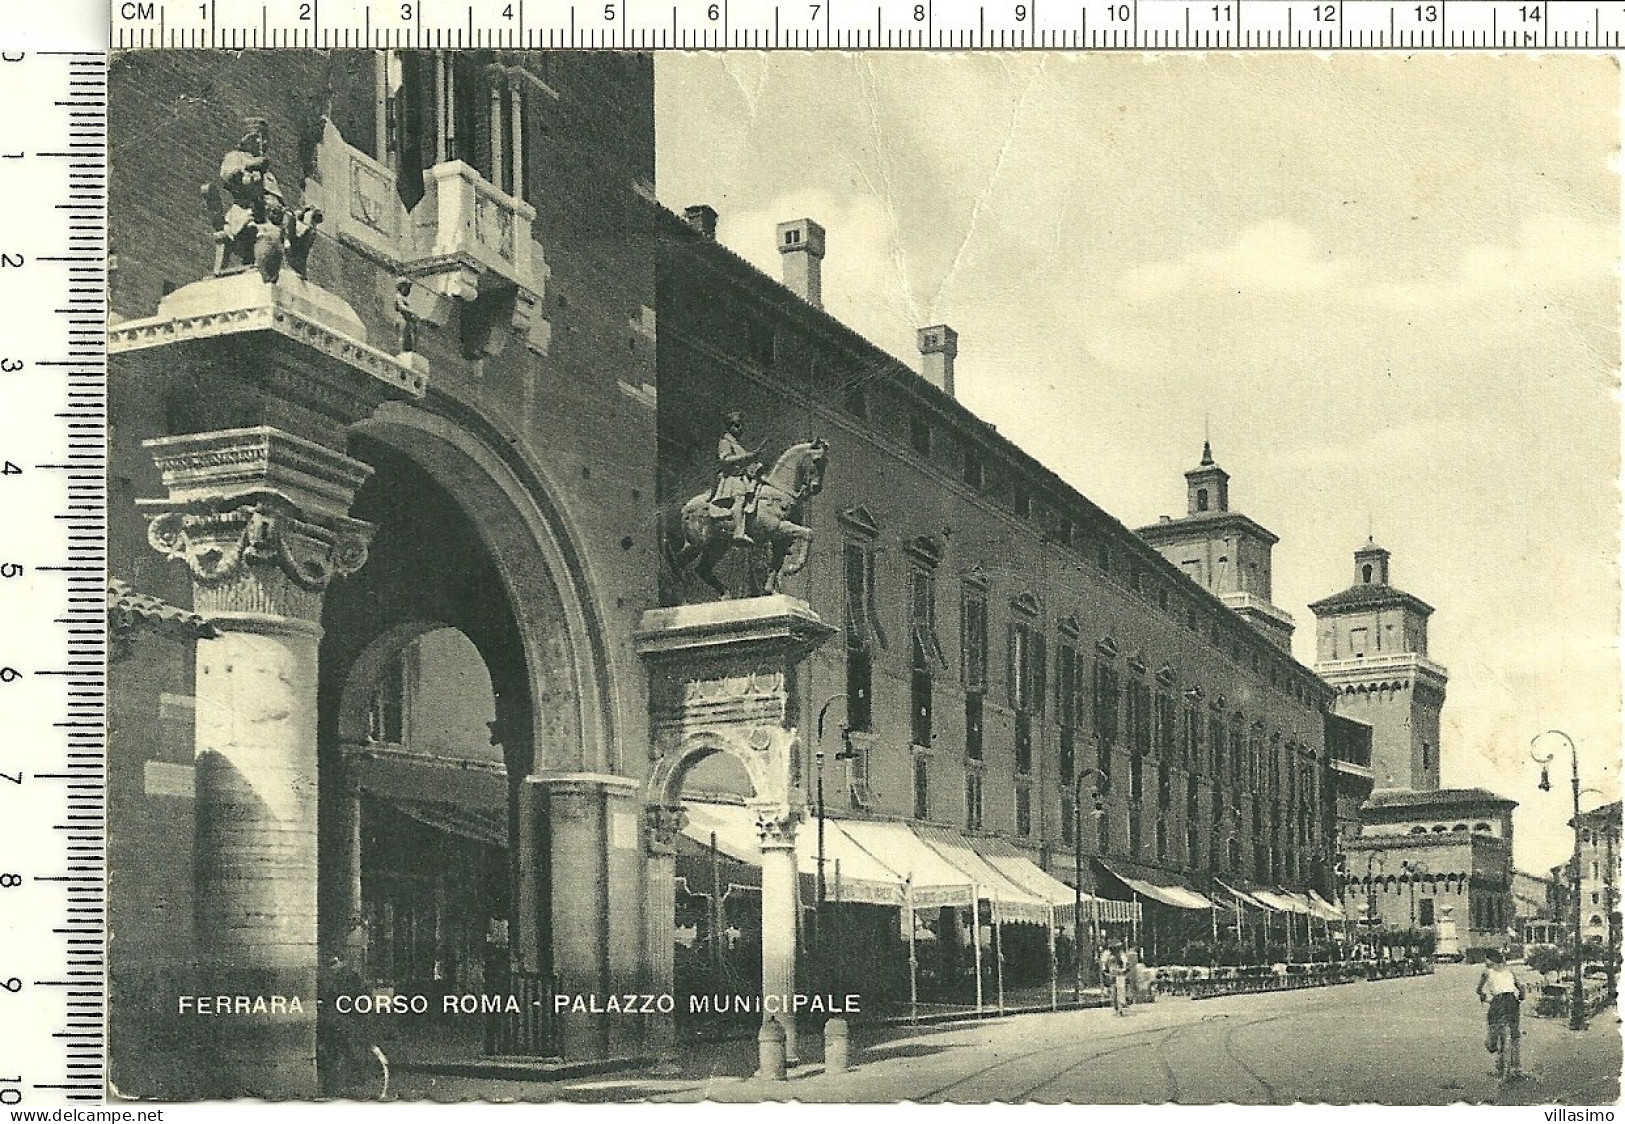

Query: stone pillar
<box><xmin>536</xmin><ymin>773</ymin><xmax>640</xmax><ymax>1061</ymax></box>
<box><xmin>643</xmin><ymin>804</ymin><xmax>686</xmax><ymax>1071</ymax></box>
<box><xmin>756</xmin><ymin>808</ymin><xmax>802</xmax><ymax>1066</ymax></box>
<box><xmin>141</xmin><ymin>427</ymin><xmax>373</xmax><ymax>1100</ymax></box>
<box><xmin>637</xmin><ymin>596</ymin><xmax>835</xmax><ymax>1078</ymax></box>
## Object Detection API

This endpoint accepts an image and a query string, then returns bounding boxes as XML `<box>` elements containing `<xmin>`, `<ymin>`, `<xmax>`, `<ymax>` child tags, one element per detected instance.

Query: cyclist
<box><xmin>1476</xmin><ymin>947</ymin><xmax>1525</xmax><ymax>1083</ymax></box>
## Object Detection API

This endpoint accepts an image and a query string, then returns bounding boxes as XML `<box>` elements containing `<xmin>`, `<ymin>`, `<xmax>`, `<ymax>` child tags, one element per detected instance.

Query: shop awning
<box><xmin>835</xmin><ymin>818</ymin><xmax>977</xmax><ymax>910</ymax></box>
<box><xmin>913</xmin><ymin>825</ymin><xmax>1052</xmax><ymax>924</ymax></box>
<box><xmin>385</xmin><ymin>798</ymin><xmax>507</xmax><ymax>847</ymax></box>
<box><xmin>1098</xmin><ymin>860</ymin><xmax>1214</xmax><ymax>910</ymax></box>
<box><xmin>976</xmin><ymin>838</ymin><xmax>1138</xmax><ymax>925</ymax></box>
<box><xmin>1306</xmin><ymin>890</ymin><xmax>1346</xmax><ymax>922</ymax></box>
<box><xmin>1215</xmin><ymin>879</ymin><xmax>1275</xmax><ymax>911</ymax></box>
<box><xmin>1251</xmin><ymin>888</ymin><xmax>1312</xmax><ymax>915</ymax></box>
<box><xmin>679</xmin><ymin>801</ymin><xmax>912</xmax><ymax>908</ymax></box>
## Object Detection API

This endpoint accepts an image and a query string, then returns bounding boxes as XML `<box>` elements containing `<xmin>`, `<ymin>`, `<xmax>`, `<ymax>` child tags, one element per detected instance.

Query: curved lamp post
<box><xmin>1072</xmin><ymin>765</ymin><xmax>1110</xmax><ymax>1001</ymax></box>
<box><xmin>1530</xmin><ymin>730</ymin><xmax>1591</xmax><ymax>1031</ymax></box>
<box><xmin>814</xmin><ymin>694</ymin><xmax>857</xmax><ymax>996</ymax></box>
<box><xmin>1401</xmin><ymin>860</ymin><xmax>1429</xmax><ymax>958</ymax></box>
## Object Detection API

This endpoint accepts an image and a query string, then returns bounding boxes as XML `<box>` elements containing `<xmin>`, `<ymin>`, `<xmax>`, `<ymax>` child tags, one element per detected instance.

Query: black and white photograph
<box><xmin>96</xmin><ymin>45</ymin><xmax>1620</xmax><ymax>1106</ymax></box>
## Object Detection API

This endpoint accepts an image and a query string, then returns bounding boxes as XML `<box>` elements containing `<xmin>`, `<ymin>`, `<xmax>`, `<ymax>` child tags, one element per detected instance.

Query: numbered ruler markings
<box><xmin>0</xmin><ymin>50</ymin><xmax>107</xmax><ymax>1106</ymax></box>
<box><xmin>109</xmin><ymin>0</ymin><xmax>1625</xmax><ymax>46</ymax></box>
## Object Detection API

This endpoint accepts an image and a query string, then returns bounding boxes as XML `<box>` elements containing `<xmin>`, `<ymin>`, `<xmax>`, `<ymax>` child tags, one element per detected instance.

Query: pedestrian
<box><xmin>1100</xmin><ymin>942</ymin><xmax>1129</xmax><ymax>1016</ymax></box>
<box><xmin>1476</xmin><ymin>947</ymin><xmax>1525</xmax><ymax>1083</ymax></box>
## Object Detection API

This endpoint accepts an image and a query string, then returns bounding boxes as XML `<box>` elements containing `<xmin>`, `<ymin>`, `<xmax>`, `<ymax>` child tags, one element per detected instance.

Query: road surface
<box><xmin>392</xmin><ymin>965</ymin><xmax>1620</xmax><ymax>1106</ymax></box>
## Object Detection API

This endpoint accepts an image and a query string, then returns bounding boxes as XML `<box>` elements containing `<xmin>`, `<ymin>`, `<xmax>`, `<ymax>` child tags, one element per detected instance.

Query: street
<box><xmin>390</xmin><ymin>965</ymin><xmax>1620</xmax><ymax>1105</ymax></box>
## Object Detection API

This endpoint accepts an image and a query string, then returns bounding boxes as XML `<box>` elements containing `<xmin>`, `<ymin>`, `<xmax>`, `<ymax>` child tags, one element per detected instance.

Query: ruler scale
<box><xmin>109</xmin><ymin>0</ymin><xmax>1625</xmax><ymax>50</ymax></box>
<box><xmin>0</xmin><ymin>50</ymin><xmax>108</xmax><ymax>1105</ymax></box>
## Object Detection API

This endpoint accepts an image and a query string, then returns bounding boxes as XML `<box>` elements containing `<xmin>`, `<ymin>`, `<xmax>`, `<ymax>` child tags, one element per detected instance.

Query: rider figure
<box><xmin>713</xmin><ymin>410</ymin><xmax>763</xmax><ymax>545</ymax></box>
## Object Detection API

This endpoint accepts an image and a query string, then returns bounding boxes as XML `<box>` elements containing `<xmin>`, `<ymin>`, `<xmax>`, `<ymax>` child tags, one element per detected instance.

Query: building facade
<box><xmin>656</xmin><ymin>205</ymin><xmax>1343</xmax><ymax>946</ymax></box>
<box><xmin>109</xmin><ymin>49</ymin><xmax>665</xmax><ymax>1097</ymax></box>
<box><xmin>1574</xmin><ymin>800</ymin><xmax>1621</xmax><ymax>949</ymax></box>
<box><xmin>1342</xmin><ymin>789</ymin><xmax>1517</xmax><ymax>950</ymax></box>
<box><xmin>1310</xmin><ymin>540</ymin><xmax>1446</xmax><ymax>792</ymax></box>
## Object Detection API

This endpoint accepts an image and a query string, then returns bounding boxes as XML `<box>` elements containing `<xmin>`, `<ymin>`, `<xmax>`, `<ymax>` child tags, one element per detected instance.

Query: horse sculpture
<box><xmin>666</xmin><ymin>438</ymin><xmax>829</xmax><ymax>599</ymax></box>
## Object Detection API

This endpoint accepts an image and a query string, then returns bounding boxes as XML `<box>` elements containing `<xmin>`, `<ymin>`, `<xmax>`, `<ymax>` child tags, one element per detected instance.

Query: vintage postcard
<box><xmin>103</xmin><ymin>48</ymin><xmax>1620</xmax><ymax>1107</ymax></box>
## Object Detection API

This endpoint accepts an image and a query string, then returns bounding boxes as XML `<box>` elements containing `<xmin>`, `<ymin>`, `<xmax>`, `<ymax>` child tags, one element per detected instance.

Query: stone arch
<box><xmin>350</xmin><ymin>400</ymin><xmax>616</xmax><ymax>774</ymax></box>
<box><xmin>335</xmin><ymin>619</ymin><xmax>453</xmax><ymax>743</ymax></box>
<box><xmin>648</xmin><ymin>727</ymin><xmax>792</xmax><ymax>810</ymax></box>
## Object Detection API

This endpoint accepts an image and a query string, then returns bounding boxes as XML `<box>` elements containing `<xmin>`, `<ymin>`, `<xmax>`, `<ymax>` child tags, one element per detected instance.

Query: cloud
<box><xmin>1363</xmin><ymin>213</ymin><xmax>1618</xmax><ymax>309</ymax></box>
<box><xmin>1117</xmin><ymin>220</ymin><xmax>1353</xmax><ymax>303</ymax></box>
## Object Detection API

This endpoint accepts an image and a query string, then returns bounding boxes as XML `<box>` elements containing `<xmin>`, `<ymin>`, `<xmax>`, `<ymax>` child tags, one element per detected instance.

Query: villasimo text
<box><xmin>1545</xmin><ymin>1111</ymin><xmax>1614</xmax><ymax>1121</ymax></box>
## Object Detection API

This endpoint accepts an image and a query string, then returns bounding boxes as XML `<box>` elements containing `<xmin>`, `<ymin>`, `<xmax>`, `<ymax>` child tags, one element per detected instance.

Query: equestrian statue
<box><xmin>667</xmin><ymin>410</ymin><xmax>829</xmax><ymax>599</ymax></box>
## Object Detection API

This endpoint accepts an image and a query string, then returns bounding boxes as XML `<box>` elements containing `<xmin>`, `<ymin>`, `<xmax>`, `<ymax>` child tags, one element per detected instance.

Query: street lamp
<box><xmin>1401</xmin><ymin>860</ymin><xmax>1429</xmax><ymax>956</ymax></box>
<box><xmin>1530</xmin><ymin>730</ymin><xmax>1591</xmax><ymax>1031</ymax></box>
<box><xmin>1072</xmin><ymin>765</ymin><xmax>1109</xmax><ymax>1002</ymax></box>
<box><xmin>1365</xmin><ymin>852</ymin><xmax>1386</xmax><ymax>950</ymax></box>
<box><xmin>814</xmin><ymin>694</ymin><xmax>858</xmax><ymax>995</ymax></box>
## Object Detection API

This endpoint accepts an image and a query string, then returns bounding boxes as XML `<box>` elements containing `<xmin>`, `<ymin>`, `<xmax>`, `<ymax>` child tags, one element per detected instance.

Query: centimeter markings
<box><xmin>0</xmin><ymin>50</ymin><xmax>108</xmax><ymax>1105</ymax></box>
<box><xmin>110</xmin><ymin>0</ymin><xmax>1625</xmax><ymax>49</ymax></box>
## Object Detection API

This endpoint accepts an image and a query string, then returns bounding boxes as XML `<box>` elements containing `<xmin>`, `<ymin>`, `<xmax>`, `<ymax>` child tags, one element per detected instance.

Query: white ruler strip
<box><xmin>111</xmin><ymin>0</ymin><xmax>1625</xmax><ymax>50</ymax></box>
<box><xmin>0</xmin><ymin>49</ymin><xmax>108</xmax><ymax>1105</ymax></box>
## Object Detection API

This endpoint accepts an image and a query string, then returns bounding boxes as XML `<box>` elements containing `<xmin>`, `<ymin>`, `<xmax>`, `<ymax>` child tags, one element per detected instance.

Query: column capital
<box><xmin>753</xmin><ymin>805</ymin><xmax>802</xmax><ymax>851</ymax></box>
<box><xmin>644</xmin><ymin>803</ymin><xmax>688</xmax><ymax>857</ymax></box>
<box><xmin>139</xmin><ymin>426</ymin><xmax>375</xmax><ymax>622</ymax></box>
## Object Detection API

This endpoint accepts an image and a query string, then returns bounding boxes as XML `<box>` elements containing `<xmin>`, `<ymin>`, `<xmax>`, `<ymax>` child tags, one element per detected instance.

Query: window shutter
<box><xmin>1007</xmin><ymin>621</ymin><xmax>1019</xmax><ymax>709</ymax></box>
<box><xmin>1031</xmin><ymin>630</ymin><xmax>1046</xmax><ymax>716</ymax></box>
<box><xmin>867</xmin><ymin>551</ymin><xmax>887</xmax><ymax>650</ymax></box>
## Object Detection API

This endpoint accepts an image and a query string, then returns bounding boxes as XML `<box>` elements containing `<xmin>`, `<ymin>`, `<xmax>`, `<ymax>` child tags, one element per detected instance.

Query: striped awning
<box><xmin>1098</xmin><ymin>860</ymin><xmax>1214</xmax><ymax>911</ymax></box>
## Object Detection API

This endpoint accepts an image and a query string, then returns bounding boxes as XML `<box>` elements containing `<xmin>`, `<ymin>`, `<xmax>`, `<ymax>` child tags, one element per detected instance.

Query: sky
<box><xmin>652</xmin><ymin>53</ymin><xmax>1620</xmax><ymax>876</ymax></box>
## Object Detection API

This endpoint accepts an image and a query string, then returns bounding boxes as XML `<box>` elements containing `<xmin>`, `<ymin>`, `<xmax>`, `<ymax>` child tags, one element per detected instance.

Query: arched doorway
<box><xmin>316</xmin><ymin>416</ymin><xmax>612</xmax><ymax>1070</ymax></box>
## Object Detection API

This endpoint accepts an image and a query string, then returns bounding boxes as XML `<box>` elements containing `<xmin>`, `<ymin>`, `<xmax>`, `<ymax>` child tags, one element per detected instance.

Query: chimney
<box><xmin>917</xmin><ymin>325</ymin><xmax>958</xmax><ymax>397</ymax></box>
<box><xmin>776</xmin><ymin>218</ymin><xmax>826</xmax><ymax>308</ymax></box>
<box><xmin>683</xmin><ymin>204</ymin><xmax>718</xmax><ymax>240</ymax></box>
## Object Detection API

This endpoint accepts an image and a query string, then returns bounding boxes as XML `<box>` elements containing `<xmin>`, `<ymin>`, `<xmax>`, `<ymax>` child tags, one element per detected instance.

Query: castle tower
<box><xmin>1137</xmin><ymin>441</ymin><xmax>1295</xmax><ymax>650</ymax></box>
<box><xmin>1309</xmin><ymin>538</ymin><xmax>1447</xmax><ymax>791</ymax></box>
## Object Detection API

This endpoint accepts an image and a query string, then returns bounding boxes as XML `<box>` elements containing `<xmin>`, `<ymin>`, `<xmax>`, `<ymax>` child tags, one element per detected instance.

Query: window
<box><xmin>1098</xmin><ymin>662</ymin><xmax>1124</xmax><ymax>750</ymax></box>
<box><xmin>1350</xmin><ymin>627</ymin><xmax>1368</xmax><ymax>657</ymax></box>
<box><xmin>965</xmin><ymin>772</ymin><xmax>984</xmax><ymax>831</ymax></box>
<box><xmin>1155</xmin><ymin>690</ymin><xmax>1175</xmax><ymax>760</ymax></box>
<box><xmin>1015</xmin><ymin>786</ymin><xmax>1032</xmax><ymax>836</ymax></box>
<box><xmin>909</xmin><ymin>567</ymin><xmax>945</xmax><ymax>748</ymax></box>
<box><xmin>913</xmin><ymin>758</ymin><xmax>931</xmax><ymax>821</ymax></box>
<box><xmin>1060</xmin><ymin>792</ymin><xmax>1076</xmax><ymax>845</ymax></box>
<box><xmin>843</xmin><ymin>383</ymin><xmax>867</xmax><ymax>419</ymax></box>
<box><xmin>846</xmin><ymin>649</ymin><xmax>873</xmax><ymax>735</ymax></box>
<box><xmin>1007</xmin><ymin>618</ymin><xmax>1045</xmax><ymax>717</ymax></box>
<box><xmin>1197</xmin><ymin>488</ymin><xmax>1209</xmax><ymax>512</ymax></box>
<box><xmin>844</xmin><ymin>541</ymin><xmax>882</xmax><ymax>732</ymax></box>
<box><xmin>1015</xmin><ymin>713</ymin><xmax>1033</xmax><ymax>775</ymax></box>
<box><xmin>910</xmin><ymin>414</ymin><xmax>932</xmax><ymax>457</ymax></box>
<box><xmin>1058</xmin><ymin>642</ymin><xmax>1080</xmax><ymax>784</ymax></box>
<box><xmin>961</xmin><ymin>585</ymin><xmax>988</xmax><ymax>691</ymax></box>
<box><xmin>965</xmin><ymin>693</ymin><xmax>984</xmax><ymax>761</ymax></box>
<box><xmin>963</xmin><ymin>445</ymin><xmax>984</xmax><ymax>489</ymax></box>
<box><xmin>366</xmin><ymin>651</ymin><xmax>406</xmax><ymax>744</ymax></box>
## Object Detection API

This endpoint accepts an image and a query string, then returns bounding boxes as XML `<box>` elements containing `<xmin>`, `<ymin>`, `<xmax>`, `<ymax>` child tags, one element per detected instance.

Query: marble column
<box><xmin>141</xmin><ymin>426</ymin><xmax>374</xmax><ymax>1100</ymax></box>
<box><xmin>756</xmin><ymin>807</ymin><xmax>801</xmax><ymax>1066</ymax></box>
<box><xmin>642</xmin><ymin>803</ymin><xmax>686</xmax><ymax>1070</ymax></box>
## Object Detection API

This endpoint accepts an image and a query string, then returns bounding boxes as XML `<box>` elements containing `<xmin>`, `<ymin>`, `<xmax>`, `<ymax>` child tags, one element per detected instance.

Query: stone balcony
<box><xmin>307</xmin><ymin>119</ymin><xmax>550</xmax><ymax>356</ymax></box>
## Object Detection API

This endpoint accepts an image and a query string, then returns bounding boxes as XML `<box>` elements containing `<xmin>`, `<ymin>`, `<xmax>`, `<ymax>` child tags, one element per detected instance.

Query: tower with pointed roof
<box><xmin>1309</xmin><ymin>538</ymin><xmax>1447</xmax><ymax>791</ymax></box>
<box><xmin>1137</xmin><ymin>441</ymin><xmax>1295</xmax><ymax>651</ymax></box>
